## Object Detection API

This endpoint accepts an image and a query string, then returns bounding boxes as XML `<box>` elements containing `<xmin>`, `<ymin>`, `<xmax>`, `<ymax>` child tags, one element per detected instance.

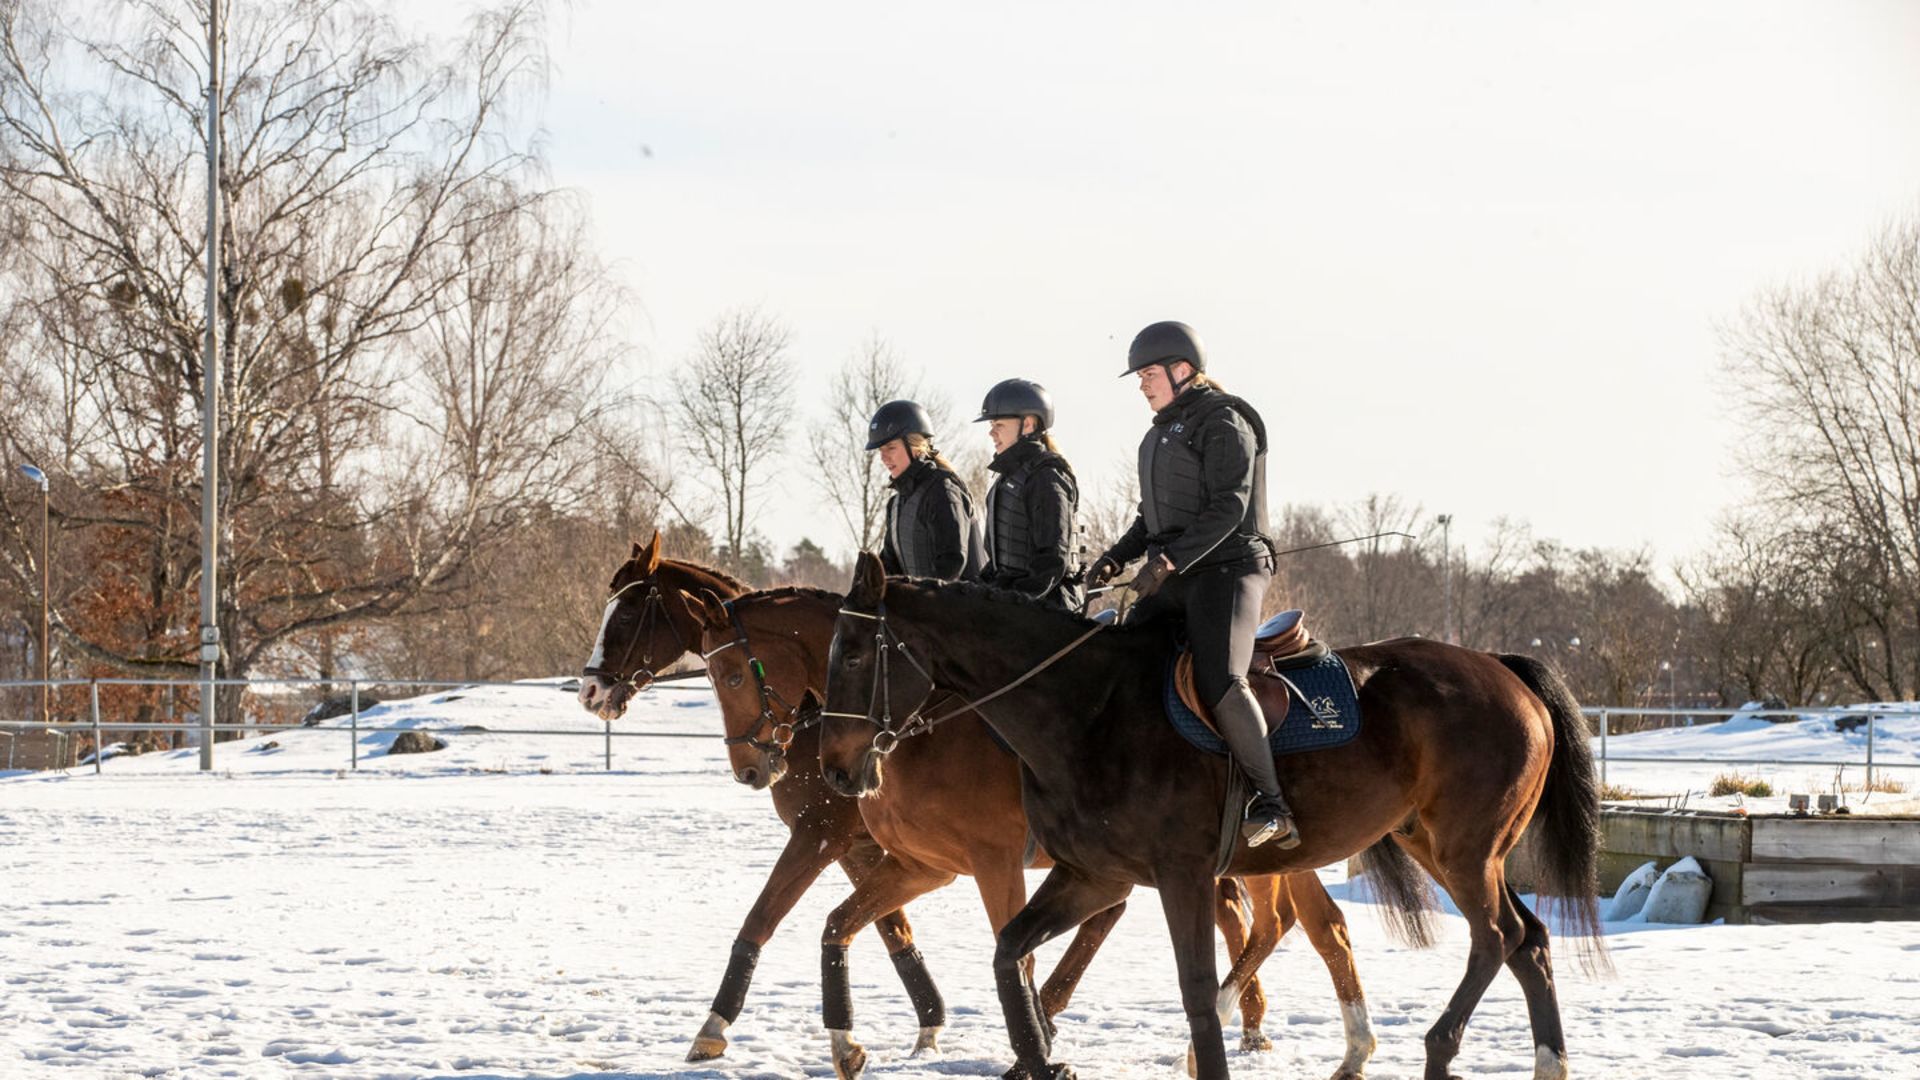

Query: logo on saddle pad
<box><xmin>1305</xmin><ymin>695</ymin><xmax>1344</xmax><ymax>729</ymax></box>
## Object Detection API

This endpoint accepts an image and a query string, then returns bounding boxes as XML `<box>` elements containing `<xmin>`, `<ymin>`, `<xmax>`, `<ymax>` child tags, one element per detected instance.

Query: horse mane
<box><xmin>657</xmin><ymin>556</ymin><xmax>750</xmax><ymax>592</ymax></box>
<box><xmin>740</xmin><ymin>585</ymin><xmax>842</xmax><ymax>605</ymax></box>
<box><xmin>889</xmin><ymin>576</ymin><xmax>1106</xmax><ymax>629</ymax></box>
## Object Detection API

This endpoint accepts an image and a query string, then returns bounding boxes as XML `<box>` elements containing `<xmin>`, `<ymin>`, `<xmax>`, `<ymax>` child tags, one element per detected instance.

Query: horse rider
<box><xmin>868</xmin><ymin>399</ymin><xmax>986</xmax><ymax>581</ymax></box>
<box><xmin>1088</xmin><ymin>321</ymin><xmax>1300</xmax><ymax>850</ymax></box>
<box><xmin>973</xmin><ymin>379</ymin><xmax>1082</xmax><ymax>611</ymax></box>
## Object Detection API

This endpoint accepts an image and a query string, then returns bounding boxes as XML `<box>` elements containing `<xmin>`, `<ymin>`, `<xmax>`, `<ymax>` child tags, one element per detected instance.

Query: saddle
<box><xmin>1173</xmin><ymin>609</ymin><xmax>1326</xmax><ymax>729</ymax></box>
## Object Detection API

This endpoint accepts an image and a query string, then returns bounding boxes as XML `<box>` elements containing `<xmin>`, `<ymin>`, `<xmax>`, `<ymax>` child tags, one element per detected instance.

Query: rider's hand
<box><xmin>1129</xmin><ymin>554</ymin><xmax>1176</xmax><ymax>598</ymax></box>
<box><xmin>1088</xmin><ymin>554</ymin><xmax>1122</xmax><ymax>586</ymax></box>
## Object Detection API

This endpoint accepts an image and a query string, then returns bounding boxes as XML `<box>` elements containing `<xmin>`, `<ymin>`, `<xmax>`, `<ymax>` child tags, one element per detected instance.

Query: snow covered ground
<box><xmin>3</xmin><ymin>680</ymin><xmax>1919</xmax><ymax>1078</ymax></box>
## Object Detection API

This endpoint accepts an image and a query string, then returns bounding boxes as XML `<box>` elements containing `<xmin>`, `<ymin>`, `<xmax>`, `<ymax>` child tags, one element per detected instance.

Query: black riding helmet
<box><xmin>1121</xmin><ymin>321</ymin><xmax>1207</xmax><ymax>390</ymax></box>
<box><xmin>865</xmin><ymin>399</ymin><xmax>936</xmax><ymax>451</ymax></box>
<box><xmin>973</xmin><ymin>378</ymin><xmax>1055</xmax><ymax>434</ymax></box>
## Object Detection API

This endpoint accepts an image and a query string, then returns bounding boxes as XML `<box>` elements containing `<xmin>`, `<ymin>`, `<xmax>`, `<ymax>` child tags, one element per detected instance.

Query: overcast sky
<box><xmin>430</xmin><ymin>0</ymin><xmax>1920</xmax><ymax>565</ymax></box>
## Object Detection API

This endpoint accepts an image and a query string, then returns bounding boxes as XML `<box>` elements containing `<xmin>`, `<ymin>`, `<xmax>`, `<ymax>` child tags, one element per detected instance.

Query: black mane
<box><xmin>889</xmin><ymin>576</ymin><xmax>1105</xmax><ymax>628</ymax></box>
<box><xmin>741</xmin><ymin>585</ymin><xmax>842</xmax><ymax>606</ymax></box>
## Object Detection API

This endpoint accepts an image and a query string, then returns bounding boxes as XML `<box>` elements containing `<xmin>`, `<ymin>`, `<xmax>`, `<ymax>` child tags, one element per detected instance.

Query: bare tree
<box><xmin>806</xmin><ymin>335</ymin><xmax>950</xmax><ymax>554</ymax></box>
<box><xmin>0</xmin><ymin>1</ymin><xmax>616</xmax><ymax>706</ymax></box>
<box><xmin>1725</xmin><ymin>211</ymin><xmax>1920</xmax><ymax>698</ymax></box>
<box><xmin>673</xmin><ymin>307</ymin><xmax>796</xmax><ymax>568</ymax></box>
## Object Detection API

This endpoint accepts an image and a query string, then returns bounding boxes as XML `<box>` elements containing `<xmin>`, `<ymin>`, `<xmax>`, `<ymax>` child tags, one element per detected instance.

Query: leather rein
<box><xmin>820</xmin><ymin>599</ymin><xmax>1104</xmax><ymax>756</ymax></box>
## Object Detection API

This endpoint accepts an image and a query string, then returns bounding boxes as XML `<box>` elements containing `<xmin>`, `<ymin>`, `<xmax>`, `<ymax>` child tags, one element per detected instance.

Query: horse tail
<box><xmin>1498</xmin><ymin>652</ymin><xmax>1612</xmax><ymax>975</ymax></box>
<box><xmin>1354</xmin><ymin>834</ymin><xmax>1437</xmax><ymax>949</ymax></box>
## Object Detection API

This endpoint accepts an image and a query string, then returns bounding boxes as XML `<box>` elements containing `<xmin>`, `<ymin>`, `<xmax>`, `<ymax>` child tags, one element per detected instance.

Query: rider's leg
<box><xmin>1188</xmin><ymin>560</ymin><xmax>1300</xmax><ymax>849</ymax></box>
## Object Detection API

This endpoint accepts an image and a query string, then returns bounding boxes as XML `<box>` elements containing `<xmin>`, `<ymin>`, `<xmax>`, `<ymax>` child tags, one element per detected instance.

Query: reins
<box><xmin>581</xmin><ymin>576</ymin><xmax>692</xmax><ymax>691</ymax></box>
<box><xmin>824</xmin><ymin>600</ymin><xmax>1103</xmax><ymax>753</ymax></box>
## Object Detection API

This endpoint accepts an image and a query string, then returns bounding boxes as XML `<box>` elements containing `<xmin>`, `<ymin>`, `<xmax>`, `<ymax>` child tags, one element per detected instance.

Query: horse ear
<box><xmin>676</xmin><ymin>588</ymin><xmax>723</xmax><ymax>632</ymax></box>
<box><xmin>639</xmin><ymin>531</ymin><xmax>662</xmax><ymax>574</ymax></box>
<box><xmin>849</xmin><ymin>550</ymin><xmax>887</xmax><ymax>607</ymax></box>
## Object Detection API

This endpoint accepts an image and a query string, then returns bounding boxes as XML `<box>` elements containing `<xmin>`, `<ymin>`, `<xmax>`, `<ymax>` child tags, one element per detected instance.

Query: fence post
<box><xmin>350</xmin><ymin>680</ymin><xmax>360</xmax><ymax>771</ymax></box>
<box><xmin>604</xmin><ymin>716</ymin><xmax>612</xmax><ymax>772</ymax></box>
<box><xmin>1599</xmin><ymin>708</ymin><xmax>1609</xmax><ymax>790</ymax></box>
<box><xmin>1866</xmin><ymin>711</ymin><xmax>1876</xmax><ymax>794</ymax></box>
<box><xmin>90</xmin><ymin>676</ymin><xmax>102</xmax><ymax>768</ymax></box>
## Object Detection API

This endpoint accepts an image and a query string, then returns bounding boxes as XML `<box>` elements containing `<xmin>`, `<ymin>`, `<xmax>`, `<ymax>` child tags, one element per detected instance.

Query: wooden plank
<box><xmin>1747</xmin><ymin>904</ymin><xmax>1920</xmax><ymax>925</ymax></box>
<box><xmin>1751</xmin><ymin>817</ymin><xmax>1920</xmax><ymax>866</ymax></box>
<box><xmin>1600</xmin><ymin>810</ymin><xmax>1750</xmax><ymax>863</ymax></box>
<box><xmin>1741</xmin><ymin>862</ymin><xmax>1908</xmax><ymax>906</ymax></box>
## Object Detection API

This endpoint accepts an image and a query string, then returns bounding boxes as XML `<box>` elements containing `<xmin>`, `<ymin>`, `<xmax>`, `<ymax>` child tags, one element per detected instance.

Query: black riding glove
<box><xmin>1088</xmin><ymin>554</ymin><xmax>1123</xmax><ymax>586</ymax></box>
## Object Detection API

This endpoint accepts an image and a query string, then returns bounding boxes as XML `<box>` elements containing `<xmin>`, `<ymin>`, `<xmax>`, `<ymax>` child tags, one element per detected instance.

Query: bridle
<box><xmin>706</xmin><ymin>599</ymin><xmax>813</xmax><ymax>758</ymax></box>
<box><xmin>821</xmin><ymin>598</ymin><xmax>1104</xmax><ymax>756</ymax></box>
<box><xmin>581</xmin><ymin>576</ymin><xmax>690</xmax><ymax>692</ymax></box>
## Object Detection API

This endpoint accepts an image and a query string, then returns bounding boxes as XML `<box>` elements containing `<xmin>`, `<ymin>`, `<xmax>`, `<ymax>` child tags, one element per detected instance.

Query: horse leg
<box><xmin>821</xmin><ymin>854</ymin><xmax>956</xmax><ymax>1080</ymax></box>
<box><xmin>1160</xmin><ymin>866</ymin><xmax>1231</xmax><ymax>1080</ymax></box>
<box><xmin>687</xmin><ymin>822</ymin><xmax>853</xmax><ymax>1061</ymax></box>
<box><xmin>841</xmin><ymin>841</ymin><xmax>946</xmax><ymax>1047</ymax></box>
<box><xmin>1035</xmin><ymin>899</ymin><xmax>1127</xmax><ymax>1021</ymax></box>
<box><xmin>1502</xmin><ymin>884</ymin><xmax>1569</xmax><ymax>1080</ymax></box>
<box><xmin>1213</xmin><ymin>874</ymin><xmax>1285</xmax><ymax>1053</ymax></box>
<box><xmin>993</xmin><ymin>865</ymin><xmax>1134</xmax><ymax>1080</ymax></box>
<box><xmin>1422</xmin><ymin>861</ymin><xmax>1524</xmax><ymax>1080</ymax></box>
<box><xmin>1292</xmin><ymin>872</ymin><xmax>1376</xmax><ymax>1080</ymax></box>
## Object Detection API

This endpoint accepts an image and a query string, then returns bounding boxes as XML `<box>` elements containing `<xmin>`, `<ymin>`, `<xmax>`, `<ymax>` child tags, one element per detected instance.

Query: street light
<box><xmin>17</xmin><ymin>463</ymin><xmax>49</xmax><ymax>727</ymax></box>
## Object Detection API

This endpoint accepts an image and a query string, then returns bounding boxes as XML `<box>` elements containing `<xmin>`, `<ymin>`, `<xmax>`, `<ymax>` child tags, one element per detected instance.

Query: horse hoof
<box><xmin>687</xmin><ymin>1013</ymin><xmax>729</xmax><ymax>1062</ymax></box>
<box><xmin>912</xmin><ymin>1025</ymin><xmax>942</xmax><ymax>1055</ymax></box>
<box><xmin>686</xmin><ymin>1035</ymin><xmax>727</xmax><ymax>1062</ymax></box>
<box><xmin>1327</xmin><ymin>1068</ymin><xmax>1365</xmax><ymax>1080</ymax></box>
<box><xmin>1241</xmin><ymin>1027</ymin><xmax>1273</xmax><ymax>1053</ymax></box>
<box><xmin>1003</xmin><ymin>1063</ymin><xmax>1075</xmax><ymax>1080</ymax></box>
<box><xmin>830</xmin><ymin>1031</ymin><xmax>867</xmax><ymax>1080</ymax></box>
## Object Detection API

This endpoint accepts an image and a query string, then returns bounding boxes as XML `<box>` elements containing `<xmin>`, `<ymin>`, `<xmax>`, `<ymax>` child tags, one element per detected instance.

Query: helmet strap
<box><xmin>1164</xmin><ymin>361</ymin><xmax>1197</xmax><ymax>396</ymax></box>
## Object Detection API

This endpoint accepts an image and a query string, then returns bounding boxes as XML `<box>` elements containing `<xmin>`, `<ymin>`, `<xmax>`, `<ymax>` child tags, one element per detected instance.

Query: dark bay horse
<box><xmin>680</xmin><ymin>584</ymin><xmax>1379</xmax><ymax>1080</ymax></box>
<box><xmin>818</xmin><ymin>553</ymin><xmax>1606</xmax><ymax>1080</ymax></box>
<box><xmin>574</xmin><ymin>535</ymin><xmax>941</xmax><ymax>1061</ymax></box>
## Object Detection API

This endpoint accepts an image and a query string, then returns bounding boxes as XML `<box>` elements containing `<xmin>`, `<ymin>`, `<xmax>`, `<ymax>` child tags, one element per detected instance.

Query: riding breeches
<box><xmin>1126</xmin><ymin>557</ymin><xmax>1273</xmax><ymax>706</ymax></box>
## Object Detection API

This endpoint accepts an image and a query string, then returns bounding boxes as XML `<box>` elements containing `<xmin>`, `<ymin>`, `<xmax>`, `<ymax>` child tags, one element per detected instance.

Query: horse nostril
<box><xmin>739</xmin><ymin>766</ymin><xmax>760</xmax><ymax>787</ymax></box>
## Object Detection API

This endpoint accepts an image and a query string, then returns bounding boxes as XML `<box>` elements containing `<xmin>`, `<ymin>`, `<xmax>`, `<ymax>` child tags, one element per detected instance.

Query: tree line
<box><xmin>2</xmin><ymin>0</ymin><xmax>1916</xmax><ymax>728</ymax></box>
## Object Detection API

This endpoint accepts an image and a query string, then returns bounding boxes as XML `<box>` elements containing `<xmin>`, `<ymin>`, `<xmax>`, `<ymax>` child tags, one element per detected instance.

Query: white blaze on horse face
<box><xmin>584</xmin><ymin>596</ymin><xmax>621</xmax><ymax>673</ymax></box>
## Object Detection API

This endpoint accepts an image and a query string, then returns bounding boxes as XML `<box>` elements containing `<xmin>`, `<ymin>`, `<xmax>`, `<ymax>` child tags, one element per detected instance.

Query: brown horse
<box><xmin>575</xmin><ymin>535</ymin><xmax>942</xmax><ymax>1062</ymax></box>
<box><xmin>818</xmin><ymin>554</ymin><xmax>1607</xmax><ymax>1080</ymax></box>
<box><xmin>679</xmin><ymin>583</ymin><xmax>1380</xmax><ymax>1080</ymax></box>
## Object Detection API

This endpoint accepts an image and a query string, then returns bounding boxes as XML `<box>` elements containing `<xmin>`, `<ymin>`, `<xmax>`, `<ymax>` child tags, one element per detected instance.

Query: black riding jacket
<box><xmin>982</xmin><ymin>438</ymin><xmax>1080</xmax><ymax>609</ymax></box>
<box><xmin>882</xmin><ymin>457</ymin><xmax>985</xmax><ymax>580</ymax></box>
<box><xmin>1102</xmin><ymin>385</ymin><xmax>1272</xmax><ymax>573</ymax></box>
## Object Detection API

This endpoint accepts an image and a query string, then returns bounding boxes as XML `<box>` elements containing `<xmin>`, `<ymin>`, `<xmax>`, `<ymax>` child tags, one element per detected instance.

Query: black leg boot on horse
<box><xmin>1212</xmin><ymin>679</ymin><xmax>1300</xmax><ymax>849</ymax></box>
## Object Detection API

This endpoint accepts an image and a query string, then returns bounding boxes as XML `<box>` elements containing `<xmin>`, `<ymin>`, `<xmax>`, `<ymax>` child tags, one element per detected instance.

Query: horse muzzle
<box><xmin>733</xmin><ymin>751</ymin><xmax>788</xmax><ymax>791</ymax></box>
<box><xmin>824</xmin><ymin>749</ymin><xmax>885</xmax><ymax>798</ymax></box>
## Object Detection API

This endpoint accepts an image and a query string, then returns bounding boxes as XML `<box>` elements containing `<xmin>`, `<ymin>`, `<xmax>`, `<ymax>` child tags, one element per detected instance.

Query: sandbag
<box><xmin>1642</xmin><ymin>856</ymin><xmax>1713</xmax><ymax>924</ymax></box>
<box><xmin>1605</xmin><ymin>860</ymin><xmax>1659</xmax><ymax>922</ymax></box>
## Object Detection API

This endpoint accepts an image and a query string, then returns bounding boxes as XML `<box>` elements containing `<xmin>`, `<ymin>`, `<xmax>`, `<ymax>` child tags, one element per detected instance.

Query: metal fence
<box><xmin>1581</xmin><ymin>704</ymin><xmax>1919</xmax><ymax>794</ymax></box>
<box><xmin>2</xmin><ymin>677</ymin><xmax>1917</xmax><ymax>788</ymax></box>
<box><xmin>0</xmin><ymin>675</ymin><xmax>717</xmax><ymax>774</ymax></box>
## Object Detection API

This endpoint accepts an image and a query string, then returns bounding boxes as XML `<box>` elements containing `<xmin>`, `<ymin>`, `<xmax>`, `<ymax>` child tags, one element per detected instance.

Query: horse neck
<box><xmin>891</xmin><ymin>587</ymin><xmax>1112</xmax><ymax>766</ymax></box>
<box><xmin>733</xmin><ymin>590</ymin><xmax>838</xmax><ymax>691</ymax></box>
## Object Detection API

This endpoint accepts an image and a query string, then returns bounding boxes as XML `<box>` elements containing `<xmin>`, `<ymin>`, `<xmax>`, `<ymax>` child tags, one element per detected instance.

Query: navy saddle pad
<box><xmin>1164</xmin><ymin>649</ymin><xmax>1362</xmax><ymax>757</ymax></box>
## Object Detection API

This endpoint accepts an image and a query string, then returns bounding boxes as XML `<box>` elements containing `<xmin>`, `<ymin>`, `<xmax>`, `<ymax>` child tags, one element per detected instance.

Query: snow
<box><xmin>4</xmin><ymin>681</ymin><xmax>1920</xmax><ymax>1078</ymax></box>
<box><xmin>1599</xmin><ymin>706</ymin><xmax>1920</xmax><ymax>815</ymax></box>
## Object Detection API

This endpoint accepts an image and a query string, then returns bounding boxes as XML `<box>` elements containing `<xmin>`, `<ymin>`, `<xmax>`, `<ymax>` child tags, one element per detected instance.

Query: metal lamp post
<box><xmin>17</xmin><ymin>464</ymin><xmax>49</xmax><ymax>727</ymax></box>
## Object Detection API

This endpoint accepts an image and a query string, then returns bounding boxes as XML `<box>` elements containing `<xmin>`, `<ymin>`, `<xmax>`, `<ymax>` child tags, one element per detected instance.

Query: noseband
<box><xmin>581</xmin><ymin>577</ymin><xmax>690</xmax><ymax>692</ymax></box>
<box><xmin>707</xmin><ymin>600</ymin><xmax>815</xmax><ymax>757</ymax></box>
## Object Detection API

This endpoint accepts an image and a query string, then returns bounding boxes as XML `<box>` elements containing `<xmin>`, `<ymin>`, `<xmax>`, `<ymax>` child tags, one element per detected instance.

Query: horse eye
<box><xmin>726</xmin><ymin>672</ymin><xmax>744</xmax><ymax>689</ymax></box>
<box><xmin>843</xmin><ymin>654</ymin><xmax>861</xmax><ymax>669</ymax></box>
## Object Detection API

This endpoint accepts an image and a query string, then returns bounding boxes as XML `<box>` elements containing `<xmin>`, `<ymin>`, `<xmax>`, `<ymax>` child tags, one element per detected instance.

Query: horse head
<box><xmin>819</xmin><ymin>551</ymin><xmax>937</xmax><ymax>797</ymax></box>
<box><xmin>576</xmin><ymin>531</ymin><xmax>707</xmax><ymax>719</ymax></box>
<box><xmin>676</xmin><ymin>586</ymin><xmax>811</xmax><ymax>791</ymax></box>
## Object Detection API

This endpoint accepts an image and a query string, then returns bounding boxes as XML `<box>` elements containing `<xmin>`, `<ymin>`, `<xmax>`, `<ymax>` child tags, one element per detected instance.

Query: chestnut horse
<box><xmin>818</xmin><ymin>554</ymin><xmax>1606</xmax><ymax>1080</ymax></box>
<box><xmin>679</xmin><ymin>584</ymin><xmax>1379</xmax><ymax>1080</ymax></box>
<box><xmin>575</xmin><ymin>535</ymin><xmax>941</xmax><ymax>1061</ymax></box>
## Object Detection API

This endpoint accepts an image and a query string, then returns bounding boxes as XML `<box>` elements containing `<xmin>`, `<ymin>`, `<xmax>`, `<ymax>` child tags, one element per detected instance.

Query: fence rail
<box><xmin>2</xmin><ymin>678</ymin><xmax>1915</xmax><ymax>787</ymax></box>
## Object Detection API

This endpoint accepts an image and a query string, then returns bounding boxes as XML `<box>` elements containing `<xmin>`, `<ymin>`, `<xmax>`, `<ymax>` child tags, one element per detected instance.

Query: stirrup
<box><xmin>1242</xmin><ymin>797</ymin><xmax>1301</xmax><ymax>850</ymax></box>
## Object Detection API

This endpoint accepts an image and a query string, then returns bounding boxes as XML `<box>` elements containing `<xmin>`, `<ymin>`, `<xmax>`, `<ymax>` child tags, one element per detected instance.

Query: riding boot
<box><xmin>1212</xmin><ymin>681</ymin><xmax>1301</xmax><ymax>850</ymax></box>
